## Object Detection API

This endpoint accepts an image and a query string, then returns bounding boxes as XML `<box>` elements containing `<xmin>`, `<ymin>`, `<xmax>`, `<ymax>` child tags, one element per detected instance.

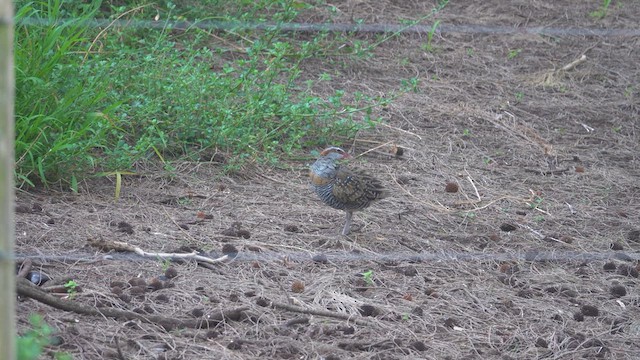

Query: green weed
<box><xmin>362</xmin><ymin>270</ymin><xmax>374</xmax><ymax>286</ymax></box>
<box><xmin>63</xmin><ymin>280</ymin><xmax>79</xmax><ymax>298</ymax></box>
<box><xmin>17</xmin><ymin>314</ymin><xmax>70</xmax><ymax>360</ymax></box>
<box><xmin>14</xmin><ymin>0</ymin><xmax>449</xmax><ymax>188</ymax></box>
<box><xmin>507</xmin><ymin>48</ymin><xmax>522</xmax><ymax>59</ymax></box>
<box><xmin>590</xmin><ymin>0</ymin><xmax>612</xmax><ymax>19</ymax></box>
<box><xmin>421</xmin><ymin>20</ymin><xmax>441</xmax><ymax>53</ymax></box>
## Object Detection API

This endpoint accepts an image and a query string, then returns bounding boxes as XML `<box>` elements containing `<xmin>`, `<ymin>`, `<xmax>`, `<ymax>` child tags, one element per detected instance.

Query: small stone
<box><xmin>603</xmin><ymin>262</ymin><xmax>617</xmax><ymax>271</ymax></box>
<box><xmin>574</xmin><ymin>312</ymin><xmax>584</xmax><ymax>322</ymax></box>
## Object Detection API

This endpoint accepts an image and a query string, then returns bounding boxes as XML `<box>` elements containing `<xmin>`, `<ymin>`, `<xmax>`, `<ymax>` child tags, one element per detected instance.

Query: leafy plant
<box><xmin>362</xmin><ymin>270</ymin><xmax>374</xmax><ymax>286</ymax></box>
<box><xmin>422</xmin><ymin>20</ymin><xmax>441</xmax><ymax>53</ymax></box>
<box><xmin>514</xmin><ymin>92</ymin><xmax>524</xmax><ymax>103</ymax></box>
<box><xmin>14</xmin><ymin>0</ymin><xmax>114</xmax><ymax>187</ymax></box>
<box><xmin>64</xmin><ymin>280</ymin><xmax>79</xmax><ymax>298</ymax></box>
<box><xmin>507</xmin><ymin>48</ymin><xmax>522</xmax><ymax>59</ymax></box>
<box><xmin>528</xmin><ymin>195</ymin><xmax>544</xmax><ymax>210</ymax></box>
<box><xmin>590</xmin><ymin>0</ymin><xmax>612</xmax><ymax>19</ymax></box>
<box><xmin>14</xmin><ymin>0</ymin><xmax>449</xmax><ymax>188</ymax></box>
<box><xmin>17</xmin><ymin>315</ymin><xmax>53</xmax><ymax>360</ymax></box>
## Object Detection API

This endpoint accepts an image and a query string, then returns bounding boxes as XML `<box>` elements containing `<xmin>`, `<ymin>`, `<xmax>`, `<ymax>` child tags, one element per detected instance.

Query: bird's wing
<box><xmin>331</xmin><ymin>167</ymin><xmax>387</xmax><ymax>210</ymax></box>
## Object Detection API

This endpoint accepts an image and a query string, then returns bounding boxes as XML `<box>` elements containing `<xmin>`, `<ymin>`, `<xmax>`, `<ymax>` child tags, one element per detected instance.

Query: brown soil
<box><xmin>15</xmin><ymin>1</ymin><xmax>640</xmax><ymax>359</ymax></box>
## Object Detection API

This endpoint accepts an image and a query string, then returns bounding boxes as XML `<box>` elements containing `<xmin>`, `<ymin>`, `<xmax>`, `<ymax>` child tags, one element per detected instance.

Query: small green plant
<box><xmin>514</xmin><ymin>92</ymin><xmax>524</xmax><ymax>102</ymax></box>
<box><xmin>466</xmin><ymin>48</ymin><xmax>474</xmax><ymax>57</ymax></box>
<box><xmin>160</xmin><ymin>258</ymin><xmax>172</xmax><ymax>272</ymax></box>
<box><xmin>507</xmin><ymin>48</ymin><xmax>522</xmax><ymax>59</ymax></box>
<box><xmin>528</xmin><ymin>196</ymin><xmax>544</xmax><ymax>210</ymax></box>
<box><xmin>17</xmin><ymin>315</ymin><xmax>53</xmax><ymax>360</ymax></box>
<box><xmin>401</xmin><ymin>313</ymin><xmax>410</xmax><ymax>321</ymax></box>
<box><xmin>462</xmin><ymin>128</ymin><xmax>471</xmax><ymax>137</ymax></box>
<box><xmin>533</xmin><ymin>215</ymin><xmax>545</xmax><ymax>223</ymax></box>
<box><xmin>63</xmin><ymin>280</ymin><xmax>79</xmax><ymax>298</ymax></box>
<box><xmin>14</xmin><ymin>0</ymin><xmax>450</xmax><ymax>188</ymax></box>
<box><xmin>462</xmin><ymin>211</ymin><xmax>476</xmax><ymax>220</ymax></box>
<box><xmin>623</xmin><ymin>86</ymin><xmax>634</xmax><ymax>98</ymax></box>
<box><xmin>421</xmin><ymin>20</ymin><xmax>441</xmax><ymax>52</ymax></box>
<box><xmin>362</xmin><ymin>270</ymin><xmax>374</xmax><ymax>286</ymax></box>
<box><xmin>590</xmin><ymin>0</ymin><xmax>612</xmax><ymax>19</ymax></box>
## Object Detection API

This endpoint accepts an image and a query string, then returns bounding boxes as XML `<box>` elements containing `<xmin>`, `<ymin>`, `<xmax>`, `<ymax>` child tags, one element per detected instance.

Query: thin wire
<box><xmin>15</xmin><ymin>18</ymin><xmax>640</xmax><ymax>37</ymax></box>
<box><xmin>13</xmin><ymin>250</ymin><xmax>640</xmax><ymax>264</ymax></box>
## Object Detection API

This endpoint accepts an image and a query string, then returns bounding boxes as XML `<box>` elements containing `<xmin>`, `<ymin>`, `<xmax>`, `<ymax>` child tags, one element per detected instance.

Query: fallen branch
<box><xmin>560</xmin><ymin>54</ymin><xmax>587</xmax><ymax>72</ymax></box>
<box><xmin>267</xmin><ymin>300</ymin><xmax>375</xmax><ymax>327</ymax></box>
<box><xmin>87</xmin><ymin>238</ymin><xmax>229</xmax><ymax>265</ymax></box>
<box><xmin>17</xmin><ymin>278</ymin><xmax>247</xmax><ymax>330</ymax></box>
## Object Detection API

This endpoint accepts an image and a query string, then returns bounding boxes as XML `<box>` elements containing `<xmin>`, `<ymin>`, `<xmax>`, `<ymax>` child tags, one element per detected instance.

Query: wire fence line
<box><xmin>13</xmin><ymin>250</ymin><xmax>640</xmax><ymax>264</ymax></box>
<box><xmin>17</xmin><ymin>17</ymin><xmax>640</xmax><ymax>37</ymax></box>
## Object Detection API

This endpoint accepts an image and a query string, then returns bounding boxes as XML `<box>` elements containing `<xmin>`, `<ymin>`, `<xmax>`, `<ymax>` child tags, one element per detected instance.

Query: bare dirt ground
<box><xmin>15</xmin><ymin>1</ymin><xmax>640</xmax><ymax>359</ymax></box>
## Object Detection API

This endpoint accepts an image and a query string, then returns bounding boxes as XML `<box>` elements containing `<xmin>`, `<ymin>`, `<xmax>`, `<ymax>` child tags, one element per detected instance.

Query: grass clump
<box><xmin>15</xmin><ymin>0</ymin><xmax>447</xmax><ymax>187</ymax></box>
<box><xmin>14</xmin><ymin>0</ymin><xmax>115</xmax><ymax>187</ymax></box>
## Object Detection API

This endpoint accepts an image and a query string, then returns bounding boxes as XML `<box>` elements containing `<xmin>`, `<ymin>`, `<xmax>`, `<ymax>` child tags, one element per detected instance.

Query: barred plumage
<box><xmin>309</xmin><ymin>146</ymin><xmax>387</xmax><ymax>235</ymax></box>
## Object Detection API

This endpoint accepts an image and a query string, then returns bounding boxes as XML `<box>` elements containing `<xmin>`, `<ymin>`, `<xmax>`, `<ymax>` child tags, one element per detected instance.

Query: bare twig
<box><xmin>87</xmin><ymin>238</ymin><xmax>229</xmax><ymax>265</ymax></box>
<box><xmin>268</xmin><ymin>300</ymin><xmax>375</xmax><ymax>326</ymax></box>
<box><xmin>560</xmin><ymin>54</ymin><xmax>587</xmax><ymax>72</ymax></box>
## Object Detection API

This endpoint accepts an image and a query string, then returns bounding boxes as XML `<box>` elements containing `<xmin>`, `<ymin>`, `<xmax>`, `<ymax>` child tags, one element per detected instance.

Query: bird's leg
<box><xmin>342</xmin><ymin>211</ymin><xmax>353</xmax><ymax>236</ymax></box>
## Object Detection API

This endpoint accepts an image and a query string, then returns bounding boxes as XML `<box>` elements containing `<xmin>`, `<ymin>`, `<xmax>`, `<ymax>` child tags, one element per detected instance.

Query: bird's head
<box><xmin>319</xmin><ymin>146</ymin><xmax>352</xmax><ymax>161</ymax></box>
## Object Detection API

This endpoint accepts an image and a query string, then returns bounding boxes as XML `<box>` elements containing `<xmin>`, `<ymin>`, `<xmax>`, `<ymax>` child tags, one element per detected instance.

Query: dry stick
<box><xmin>355</xmin><ymin>141</ymin><xmax>393</xmax><ymax>158</ymax></box>
<box><xmin>377</xmin><ymin>122</ymin><xmax>423</xmax><ymax>140</ymax></box>
<box><xmin>17</xmin><ymin>278</ymin><xmax>248</xmax><ymax>330</ymax></box>
<box><xmin>268</xmin><ymin>300</ymin><xmax>375</xmax><ymax>327</ymax></box>
<box><xmin>16</xmin><ymin>259</ymin><xmax>32</xmax><ymax>279</ymax></box>
<box><xmin>560</xmin><ymin>54</ymin><xmax>587</xmax><ymax>72</ymax></box>
<box><xmin>87</xmin><ymin>238</ymin><xmax>229</xmax><ymax>265</ymax></box>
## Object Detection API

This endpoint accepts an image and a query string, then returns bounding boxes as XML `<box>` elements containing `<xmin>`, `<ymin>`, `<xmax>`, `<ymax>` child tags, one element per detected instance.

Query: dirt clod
<box><xmin>617</xmin><ymin>264</ymin><xmax>639</xmax><ymax>278</ymax></box>
<box><xmin>603</xmin><ymin>262</ymin><xmax>617</xmax><ymax>271</ymax></box>
<box><xmin>627</xmin><ymin>230</ymin><xmax>640</xmax><ymax>242</ymax></box>
<box><xmin>445</xmin><ymin>182</ymin><xmax>459</xmax><ymax>193</ymax></box>
<box><xmin>117</xmin><ymin>221</ymin><xmax>134</xmax><ymax>234</ymax></box>
<box><xmin>312</xmin><ymin>253</ymin><xmax>328</xmax><ymax>263</ymax></box>
<box><xmin>283</xmin><ymin>224</ymin><xmax>300</xmax><ymax>232</ymax></box>
<box><xmin>359</xmin><ymin>304</ymin><xmax>379</xmax><ymax>317</ymax></box>
<box><xmin>291</xmin><ymin>280</ymin><xmax>305</xmax><ymax>293</ymax></box>
<box><xmin>581</xmin><ymin>305</ymin><xmax>599</xmax><ymax>317</ymax></box>
<box><xmin>500</xmin><ymin>223</ymin><xmax>517</xmax><ymax>232</ymax></box>
<box><xmin>165</xmin><ymin>266</ymin><xmax>178</xmax><ymax>279</ymax></box>
<box><xmin>411</xmin><ymin>341</ymin><xmax>427</xmax><ymax>351</ymax></box>
<box><xmin>573</xmin><ymin>312</ymin><xmax>584</xmax><ymax>322</ymax></box>
<box><xmin>535</xmin><ymin>337</ymin><xmax>548</xmax><ymax>348</ymax></box>
<box><xmin>609</xmin><ymin>284</ymin><xmax>626</xmax><ymax>298</ymax></box>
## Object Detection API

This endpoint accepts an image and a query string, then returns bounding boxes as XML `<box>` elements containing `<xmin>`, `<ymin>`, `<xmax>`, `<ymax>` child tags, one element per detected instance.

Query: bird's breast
<box><xmin>309</xmin><ymin>170</ymin><xmax>332</xmax><ymax>186</ymax></box>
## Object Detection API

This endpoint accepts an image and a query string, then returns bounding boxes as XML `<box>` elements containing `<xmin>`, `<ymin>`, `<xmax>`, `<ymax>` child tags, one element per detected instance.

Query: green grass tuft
<box><xmin>14</xmin><ymin>0</ymin><xmax>447</xmax><ymax>187</ymax></box>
